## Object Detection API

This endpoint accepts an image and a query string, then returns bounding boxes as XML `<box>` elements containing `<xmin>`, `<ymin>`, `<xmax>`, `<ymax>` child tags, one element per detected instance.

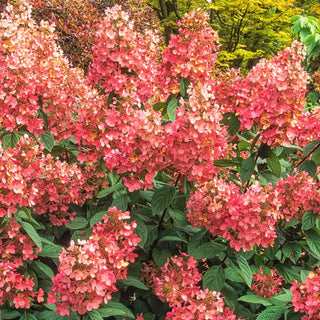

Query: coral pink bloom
<box><xmin>49</xmin><ymin>207</ymin><xmax>140</xmax><ymax>315</ymax></box>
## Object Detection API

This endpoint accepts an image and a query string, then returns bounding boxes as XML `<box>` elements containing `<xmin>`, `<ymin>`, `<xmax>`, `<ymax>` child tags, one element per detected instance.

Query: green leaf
<box><xmin>140</xmin><ymin>313</ymin><xmax>155</xmax><ymax>320</ymax></box>
<box><xmin>240</xmin><ymin>154</ymin><xmax>256</xmax><ymax>183</ymax></box>
<box><xmin>168</xmin><ymin>208</ymin><xmax>187</xmax><ymax>228</ymax></box>
<box><xmin>167</xmin><ymin>96</ymin><xmax>179</xmax><ymax>122</ymax></box>
<box><xmin>305</xmin><ymin>229</ymin><xmax>320</xmax><ymax>259</ymax></box>
<box><xmin>221</xmin><ymin>284</ymin><xmax>238</xmax><ymax>309</ymax></box>
<box><xmin>214</xmin><ymin>159</ymin><xmax>241</xmax><ymax>167</ymax></box>
<box><xmin>237</xmin><ymin>254</ymin><xmax>252</xmax><ymax>287</ymax></box>
<box><xmin>159</xmin><ymin>235</ymin><xmax>187</xmax><ymax>243</ymax></box>
<box><xmin>38</xmin><ymin>238</ymin><xmax>62</xmax><ymax>258</ymax></box>
<box><xmin>266</xmin><ymin>152</ymin><xmax>281</xmax><ymax>177</ymax></box>
<box><xmin>39</xmin><ymin>245</ymin><xmax>62</xmax><ymax>258</ymax></box>
<box><xmin>225</xmin><ymin>267</ymin><xmax>244</xmax><ymax>282</ymax></box>
<box><xmin>111</xmin><ymin>194</ymin><xmax>130</xmax><ymax>212</ymax></box>
<box><xmin>187</xmin><ymin>230</ymin><xmax>208</xmax><ymax>255</ymax></box>
<box><xmin>306</xmin><ymin>90</ymin><xmax>320</xmax><ymax>107</ymax></box>
<box><xmin>271</xmin><ymin>292</ymin><xmax>293</xmax><ymax>305</ymax></box>
<box><xmin>303</xmin><ymin>140</ymin><xmax>320</xmax><ymax>156</ymax></box>
<box><xmin>228</xmin><ymin>114</ymin><xmax>241</xmax><ymax>135</ymax></box>
<box><xmin>269</xmin><ymin>7</ymin><xmax>276</xmax><ymax>14</ymax></box>
<box><xmin>88</xmin><ymin>310</ymin><xmax>104</xmax><ymax>320</ymax></box>
<box><xmin>277</xmin><ymin>265</ymin><xmax>301</xmax><ymax>283</ymax></box>
<box><xmin>145</xmin><ymin>225</ymin><xmax>157</xmax><ymax>247</ymax></box>
<box><xmin>221</xmin><ymin>112</ymin><xmax>241</xmax><ymax>136</ymax></box>
<box><xmin>20</xmin><ymin>221</ymin><xmax>42</xmax><ymax>250</ymax></box>
<box><xmin>274</xmin><ymin>147</ymin><xmax>284</xmax><ymax>156</ymax></box>
<box><xmin>19</xmin><ymin>314</ymin><xmax>38</xmax><ymax>320</ymax></box>
<box><xmin>300</xmin><ymin>270</ymin><xmax>311</xmax><ymax>282</ymax></box>
<box><xmin>239</xmin><ymin>141</ymin><xmax>251</xmax><ymax>151</ymax></box>
<box><xmin>133</xmin><ymin>218</ymin><xmax>148</xmax><ymax>248</ymax></box>
<box><xmin>0</xmin><ymin>310</ymin><xmax>21</xmax><ymax>319</ymax></box>
<box><xmin>192</xmin><ymin>242</ymin><xmax>226</xmax><ymax>259</ymax></box>
<box><xmin>298</xmin><ymin>160</ymin><xmax>317</xmax><ymax>177</ymax></box>
<box><xmin>131</xmin><ymin>298</ymin><xmax>149</xmax><ymax>314</ymax></box>
<box><xmin>284</xmin><ymin>310</ymin><xmax>303</xmax><ymax>320</ymax></box>
<box><xmin>90</xmin><ymin>210</ymin><xmax>109</xmax><ymax>226</ymax></box>
<box><xmin>40</xmin><ymin>280</ymin><xmax>54</xmax><ymax>293</ymax></box>
<box><xmin>300</xmin><ymin>27</ymin><xmax>312</xmax><ymax>42</ymax></box>
<box><xmin>238</xmin><ymin>294</ymin><xmax>272</xmax><ymax>307</ymax></box>
<box><xmin>284</xmin><ymin>218</ymin><xmax>300</xmax><ymax>230</ymax></box>
<box><xmin>258</xmin><ymin>171</ymin><xmax>279</xmax><ymax>185</ymax></box>
<box><xmin>65</xmin><ymin>217</ymin><xmax>88</xmax><ymax>230</ymax></box>
<box><xmin>152</xmin><ymin>247</ymin><xmax>171</xmax><ymax>267</ymax></box>
<box><xmin>298</xmin><ymin>16</ymin><xmax>309</xmax><ymax>28</ymax></box>
<box><xmin>235</xmin><ymin>304</ymin><xmax>256</xmax><ymax>320</ymax></box>
<box><xmin>2</xmin><ymin>132</ymin><xmax>20</xmax><ymax>150</ymax></box>
<box><xmin>71</xmin><ymin>228</ymin><xmax>92</xmax><ymax>242</ymax></box>
<box><xmin>107</xmin><ymin>90</ymin><xmax>116</xmax><ymax>106</ymax></box>
<box><xmin>292</xmin><ymin>19</ymin><xmax>302</xmax><ymax>36</ymax></box>
<box><xmin>257</xmin><ymin>142</ymin><xmax>271</xmax><ymax>159</ymax></box>
<box><xmin>139</xmin><ymin>190</ymin><xmax>154</xmax><ymax>202</ymax></box>
<box><xmin>31</xmin><ymin>260</ymin><xmax>54</xmax><ymax>279</ymax></box>
<box><xmin>67</xmin><ymin>203</ymin><xmax>86</xmax><ymax>216</ymax></box>
<box><xmin>96</xmin><ymin>182</ymin><xmax>122</xmax><ymax>198</ymax></box>
<box><xmin>37</xmin><ymin>310</ymin><xmax>79</xmax><ymax>320</ymax></box>
<box><xmin>44</xmin><ymin>303</ymin><xmax>57</xmax><ymax>311</ymax></box>
<box><xmin>152</xmin><ymin>102</ymin><xmax>166</xmax><ymax>111</ymax></box>
<box><xmin>282</xmin><ymin>242</ymin><xmax>302</xmax><ymax>263</ymax></box>
<box><xmin>98</xmin><ymin>302</ymin><xmax>135</xmax><ymax>319</ymax></box>
<box><xmin>202</xmin><ymin>266</ymin><xmax>225</xmax><ymax>291</ymax></box>
<box><xmin>118</xmin><ymin>276</ymin><xmax>149</xmax><ymax>290</ymax></box>
<box><xmin>16</xmin><ymin>209</ymin><xmax>43</xmax><ymax>228</ymax></box>
<box><xmin>310</xmin><ymin>44</ymin><xmax>320</xmax><ymax>60</ymax></box>
<box><xmin>39</xmin><ymin>131</ymin><xmax>55</xmax><ymax>151</ymax></box>
<box><xmin>178</xmin><ymin>78</ymin><xmax>190</xmax><ymax>99</ymax></box>
<box><xmin>50</xmin><ymin>145</ymin><xmax>68</xmax><ymax>156</ymax></box>
<box><xmin>302</xmin><ymin>211</ymin><xmax>318</xmax><ymax>230</ymax></box>
<box><xmin>151</xmin><ymin>185</ymin><xmax>176</xmax><ymax>215</ymax></box>
<box><xmin>256</xmin><ymin>306</ymin><xmax>286</xmax><ymax>320</ymax></box>
<box><xmin>312</xmin><ymin>146</ymin><xmax>320</xmax><ymax>166</ymax></box>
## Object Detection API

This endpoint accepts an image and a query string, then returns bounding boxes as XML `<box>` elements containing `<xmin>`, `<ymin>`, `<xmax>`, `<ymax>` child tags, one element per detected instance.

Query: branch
<box><xmin>233</xmin><ymin>5</ymin><xmax>249</xmax><ymax>51</ymax></box>
<box><xmin>146</xmin><ymin>1</ymin><xmax>162</xmax><ymax>20</ymax></box>
<box><xmin>226</xmin><ymin>24</ymin><xmax>235</xmax><ymax>52</ymax></box>
<box><xmin>214</xmin><ymin>10</ymin><xmax>237</xmax><ymax>28</ymax></box>
<box><xmin>172</xmin><ymin>0</ymin><xmax>181</xmax><ymax>21</ymax></box>
<box><xmin>158</xmin><ymin>0</ymin><xmax>168</xmax><ymax>19</ymax></box>
<box><xmin>295</xmin><ymin>142</ymin><xmax>320</xmax><ymax>168</ymax></box>
<box><xmin>209</xmin><ymin>8</ymin><xmax>214</xmax><ymax>24</ymax></box>
<box><xmin>158</xmin><ymin>0</ymin><xmax>172</xmax><ymax>42</ymax></box>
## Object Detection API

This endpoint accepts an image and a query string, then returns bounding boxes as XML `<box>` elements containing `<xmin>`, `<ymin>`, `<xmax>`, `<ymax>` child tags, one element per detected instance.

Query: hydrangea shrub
<box><xmin>1</xmin><ymin>1</ymin><xmax>320</xmax><ymax>320</ymax></box>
